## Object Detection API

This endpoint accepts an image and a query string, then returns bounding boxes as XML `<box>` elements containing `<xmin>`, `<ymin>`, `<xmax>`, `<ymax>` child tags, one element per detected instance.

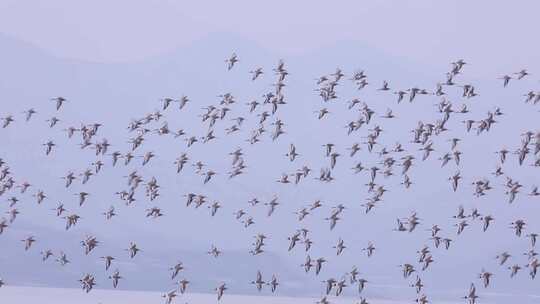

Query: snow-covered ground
<box><xmin>0</xmin><ymin>286</ymin><xmax>450</xmax><ymax>304</ymax></box>
<box><xmin>5</xmin><ymin>286</ymin><xmax>540</xmax><ymax>304</ymax></box>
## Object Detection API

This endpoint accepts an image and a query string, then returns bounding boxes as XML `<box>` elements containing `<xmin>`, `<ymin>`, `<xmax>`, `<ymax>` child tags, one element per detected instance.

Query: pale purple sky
<box><xmin>1</xmin><ymin>0</ymin><xmax>539</xmax><ymax>76</ymax></box>
<box><xmin>1</xmin><ymin>1</ymin><xmax>540</xmax><ymax>301</ymax></box>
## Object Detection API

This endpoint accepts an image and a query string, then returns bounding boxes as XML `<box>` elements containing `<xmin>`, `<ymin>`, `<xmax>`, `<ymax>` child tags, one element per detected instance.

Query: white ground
<box><xmin>0</xmin><ymin>286</ymin><xmax>445</xmax><ymax>304</ymax></box>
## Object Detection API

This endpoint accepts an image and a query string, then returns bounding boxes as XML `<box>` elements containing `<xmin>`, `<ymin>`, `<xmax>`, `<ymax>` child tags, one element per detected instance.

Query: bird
<box><xmin>250</xmin><ymin>270</ymin><xmax>265</xmax><ymax>292</ymax></box>
<box><xmin>362</xmin><ymin>242</ymin><xmax>376</xmax><ymax>257</ymax></box>
<box><xmin>207</xmin><ymin>244</ymin><xmax>222</xmax><ymax>257</ymax></box>
<box><xmin>0</xmin><ymin>218</ymin><xmax>8</xmax><ymax>235</ymax></box>
<box><xmin>286</xmin><ymin>144</ymin><xmax>299</xmax><ymax>161</ymax></box>
<box><xmin>109</xmin><ymin>270</ymin><xmax>122</xmax><ymax>288</ymax></box>
<box><xmin>62</xmin><ymin>171</ymin><xmax>76</xmax><ymax>188</ymax></box>
<box><xmin>526</xmin><ymin>233</ymin><xmax>538</xmax><ymax>247</ymax></box>
<box><xmin>514</xmin><ymin>69</ymin><xmax>529</xmax><ymax>80</ymax></box>
<box><xmin>176</xmin><ymin>278</ymin><xmax>190</xmax><ymax>294</ymax></box>
<box><xmin>51</xmin><ymin>97</ymin><xmax>67</xmax><ymax>110</ymax></box>
<box><xmin>499</xmin><ymin>75</ymin><xmax>512</xmax><ymax>87</ymax></box>
<box><xmin>479</xmin><ymin>269</ymin><xmax>493</xmax><ymax>288</ymax></box>
<box><xmin>162</xmin><ymin>289</ymin><xmax>177</xmax><ymax>304</ymax></box>
<box><xmin>101</xmin><ymin>256</ymin><xmax>115</xmax><ymax>271</ymax></box>
<box><xmin>411</xmin><ymin>275</ymin><xmax>424</xmax><ymax>294</ymax></box>
<box><xmin>250</xmin><ymin>67</ymin><xmax>263</xmax><ymax>80</ymax></box>
<box><xmin>215</xmin><ymin>282</ymin><xmax>227</xmax><ymax>300</ymax></box>
<box><xmin>23</xmin><ymin>108</ymin><xmax>37</xmax><ymax>122</ymax></box>
<box><xmin>509</xmin><ymin>264</ymin><xmax>521</xmax><ymax>278</ymax></box>
<box><xmin>449</xmin><ymin>171</ymin><xmax>461</xmax><ymax>192</ymax></box>
<box><xmin>170</xmin><ymin>262</ymin><xmax>184</xmax><ymax>280</ymax></box>
<box><xmin>225</xmin><ymin>53</ymin><xmax>238</xmax><ymax>70</ymax></box>
<box><xmin>315</xmin><ymin>257</ymin><xmax>326</xmax><ymax>275</ymax></box>
<box><xmin>464</xmin><ymin>283</ymin><xmax>479</xmax><ymax>304</ymax></box>
<box><xmin>267</xmin><ymin>274</ymin><xmax>279</xmax><ymax>293</ymax></box>
<box><xmin>126</xmin><ymin>242</ymin><xmax>140</xmax><ymax>258</ymax></box>
<box><xmin>43</xmin><ymin>140</ymin><xmax>56</xmax><ymax>155</ymax></box>
<box><xmin>40</xmin><ymin>249</ymin><xmax>53</xmax><ymax>261</ymax></box>
<box><xmin>322</xmin><ymin>278</ymin><xmax>336</xmax><ymax>295</ymax></box>
<box><xmin>78</xmin><ymin>273</ymin><xmax>96</xmax><ymax>293</ymax></box>
<box><xmin>56</xmin><ymin>251</ymin><xmax>70</xmax><ymax>266</ymax></box>
<box><xmin>21</xmin><ymin>236</ymin><xmax>36</xmax><ymax>251</ymax></box>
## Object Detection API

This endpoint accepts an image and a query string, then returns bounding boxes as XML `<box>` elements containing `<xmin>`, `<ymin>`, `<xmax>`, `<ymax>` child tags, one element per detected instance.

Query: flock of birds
<box><xmin>1</xmin><ymin>52</ymin><xmax>540</xmax><ymax>304</ymax></box>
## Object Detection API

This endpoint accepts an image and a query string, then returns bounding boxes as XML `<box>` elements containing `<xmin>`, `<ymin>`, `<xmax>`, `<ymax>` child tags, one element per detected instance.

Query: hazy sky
<box><xmin>1</xmin><ymin>0</ymin><xmax>539</xmax><ymax>75</ymax></box>
<box><xmin>1</xmin><ymin>2</ymin><xmax>540</xmax><ymax>302</ymax></box>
